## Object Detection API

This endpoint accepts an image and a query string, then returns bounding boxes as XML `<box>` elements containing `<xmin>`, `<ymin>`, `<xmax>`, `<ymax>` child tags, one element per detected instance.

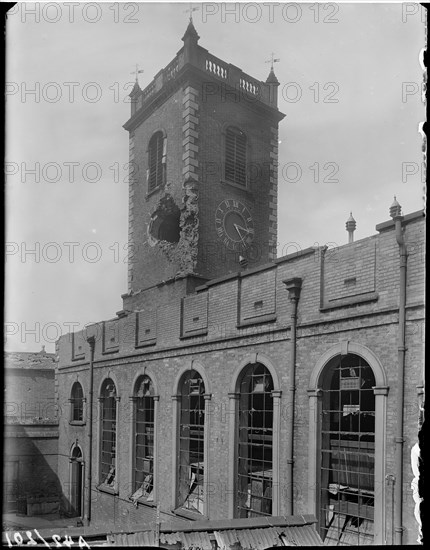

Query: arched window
<box><xmin>147</xmin><ymin>131</ymin><xmax>166</xmax><ymax>193</ymax></box>
<box><xmin>177</xmin><ymin>370</ymin><xmax>205</xmax><ymax>514</ymax></box>
<box><xmin>225</xmin><ymin>126</ymin><xmax>247</xmax><ymax>186</ymax></box>
<box><xmin>320</xmin><ymin>353</ymin><xmax>375</xmax><ymax>545</ymax></box>
<box><xmin>236</xmin><ymin>363</ymin><xmax>274</xmax><ymax>518</ymax></box>
<box><xmin>99</xmin><ymin>379</ymin><xmax>117</xmax><ymax>490</ymax></box>
<box><xmin>130</xmin><ymin>375</ymin><xmax>155</xmax><ymax>504</ymax></box>
<box><xmin>70</xmin><ymin>382</ymin><xmax>84</xmax><ymax>422</ymax></box>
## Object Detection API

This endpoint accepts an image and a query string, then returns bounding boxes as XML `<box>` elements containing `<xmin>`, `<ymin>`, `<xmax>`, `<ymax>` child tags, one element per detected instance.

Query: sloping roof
<box><xmin>213</xmin><ymin>525</ymin><xmax>322</xmax><ymax>548</ymax></box>
<box><xmin>109</xmin><ymin>515</ymin><xmax>323</xmax><ymax>547</ymax></box>
<box><xmin>113</xmin><ymin>531</ymin><xmax>156</xmax><ymax>546</ymax></box>
<box><xmin>214</xmin><ymin>527</ymin><xmax>282</xmax><ymax>549</ymax></box>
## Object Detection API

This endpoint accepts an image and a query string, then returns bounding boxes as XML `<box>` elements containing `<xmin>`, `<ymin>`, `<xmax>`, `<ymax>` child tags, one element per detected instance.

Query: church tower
<box><xmin>122</xmin><ymin>21</ymin><xmax>285</xmax><ymax>310</ymax></box>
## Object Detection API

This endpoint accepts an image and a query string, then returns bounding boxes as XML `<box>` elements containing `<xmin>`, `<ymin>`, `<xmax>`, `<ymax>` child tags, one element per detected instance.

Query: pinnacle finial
<box><xmin>265</xmin><ymin>52</ymin><xmax>280</xmax><ymax>71</ymax></box>
<box><xmin>265</xmin><ymin>53</ymin><xmax>280</xmax><ymax>85</ymax></box>
<box><xmin>346</xmin><ymin>212</ymin><xmax>356</xmax><ymax>243</ymax></box>
<box><xmin>390</xmin><ymin>196</ymin><xmax>402</xmax><ymax>219</ymax></box>
<box><xmin>184</xmin><ymin>3</ymin><xmax>199</xmax><ymax>22</ymax></box>
<box><xmin>131</xmin><ymin>63</ymin><xmax>144</xmax><ymax>83</ymax></box>
<box><xmin>182</xmin><ymin>11</ymin><xmax>200</xmax><ymax>43</ymax></box>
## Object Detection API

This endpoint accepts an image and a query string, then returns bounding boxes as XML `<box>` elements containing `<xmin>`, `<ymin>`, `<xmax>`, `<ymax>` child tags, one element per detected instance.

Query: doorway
<box><xmin>70</xmin><ymin>446</ymin><xmax>83</xmax><ymax>517</ymax></box>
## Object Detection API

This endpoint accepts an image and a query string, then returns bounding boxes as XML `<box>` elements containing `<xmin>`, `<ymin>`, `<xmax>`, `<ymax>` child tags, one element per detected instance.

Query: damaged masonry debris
<box><xmin>148</xmin><ymin>178</ymin><xmax>199</xmax><ymax>277</ymax></box>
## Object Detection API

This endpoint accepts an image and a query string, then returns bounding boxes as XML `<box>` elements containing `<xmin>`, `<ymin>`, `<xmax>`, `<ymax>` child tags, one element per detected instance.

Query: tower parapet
<box><xmin>125</xmin><ymin>22</ymin><xmax>281</xmax><ymax>128</ymax></box>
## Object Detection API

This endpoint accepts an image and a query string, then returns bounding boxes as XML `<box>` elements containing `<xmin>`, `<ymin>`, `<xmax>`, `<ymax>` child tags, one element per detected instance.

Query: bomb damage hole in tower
<box><xmin>149</xmin><ymin>195</ymin><xmax>181</xmax><ymax>244</ymax></box>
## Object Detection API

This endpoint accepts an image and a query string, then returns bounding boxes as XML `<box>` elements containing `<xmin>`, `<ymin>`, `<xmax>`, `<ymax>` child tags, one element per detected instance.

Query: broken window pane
<box><xmin>177</xmin><ymin>370</ymin><xmax>205</xmax><ymax>514</ymax></box>
<box><xmin>131</xmin><ymin>375</ymin><xmax>155</xmax><ymax>504</ymax></box>
<box><xmin>320</xmin><ymin>354</ymin><xmax>375</xmax><ymax>545</ymax></box>
<box><xmin>237</xmin><ymin>363</ymin><xmax>273</xmax><ymax>518</ymax></box>
<box><xmin>100</xmin><ymin>379</ymin><xmax>117</xmax><ymax>488</ymax></box>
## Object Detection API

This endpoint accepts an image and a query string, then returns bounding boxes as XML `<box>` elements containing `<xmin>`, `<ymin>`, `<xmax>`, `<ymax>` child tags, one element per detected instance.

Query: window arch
<box><xmin>308</xmin><ymin>350</ymin><xmax>389</xmax><ymax>545</ymax></box>
<box><xmin>235</xmin><ymin>363</ymin><xmax>274</xmax><ymax>518</ymax></box>
<box><xmin>176</xmin><ymin>369</ymin><xmax>205</xmax><ymax>514</ymax></box>
<box><xmin>317</xmin><ymin>353</ymin><xmax>378</xmax><ymax>545</ymax></box>
<box><xmin>70</xmin><ymin>382</ymin><xmax>84</xmax><ymax>422</ymax></box>
<box><xmin>99</xmin><ymin>378</ymin><xmax>117</xmax><ymax>490</ymax></box>
<box><xmin>130</xmin><ymin>375</ymin><xmax>155</xmax><ymax>504</ymax></box>
<box><xmin>147</xmin><ymin>131</ymin><xmax>166</xmax><ymax>193</ymax></box>
<box><xmin>225</xmin><ymin>126</ymin><xmax>247</xmax><ymax>186</ymax></box>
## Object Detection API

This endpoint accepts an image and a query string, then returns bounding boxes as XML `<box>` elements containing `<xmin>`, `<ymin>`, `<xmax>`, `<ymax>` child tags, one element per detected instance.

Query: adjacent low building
<box><xmin>4</xmin><ymin>348</ymin><xmax>60</xmax><ymax>516</ymax></box>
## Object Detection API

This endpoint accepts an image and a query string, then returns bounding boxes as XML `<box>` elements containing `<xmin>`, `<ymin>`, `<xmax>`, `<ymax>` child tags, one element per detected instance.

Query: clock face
<box><xmin>215</xmin><ymin>199</ymin><xmax>254</xmax><ymax>251</ymax></box>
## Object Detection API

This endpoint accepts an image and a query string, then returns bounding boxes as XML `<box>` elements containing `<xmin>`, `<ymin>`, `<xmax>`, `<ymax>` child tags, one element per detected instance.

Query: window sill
<box><xmin>180</xmin><ymin>328</ymin><xmax>208</xmax><ymax>340</ymax></box>
<box><xmin>220</xmin><ymin>179</ymin><xmax>252</xmax><ymax>195</ymax></box>
<box><xmin>69</xmin><ymin>420</ymin><xmax>86</xmax><ymax>426</ymax></box>
<box><xmin>135</xmin><ymin>339</ymin><xmax>157</xmax><ymax>348</ymax></box>
<box><xmin>237</xmin><ymin>313</ymin><xmax>277</xmax><ymax>328</ymax></box>
<box><xmin>172</xmin><ymin>508</ymin><xmax>208</xmax><ymax>521</ymax></box>
<box><xmin>130</xmin><ymin>497</ymin><xmax>157</xmax><ymax>508</ymax></box>
<box><xmin>101</xmin><ymin>348</ymin><xmax>119</xmax><ymax>355</ymax></box>
<box><xmin>320</xmin><ymin>292</ymin><xmax>379</xmax><ymax>312</ymax></box>
<box><xmin>97</xmin><ymin>485</ymin><xmax>118</xmax><ymax>496</ymax></box>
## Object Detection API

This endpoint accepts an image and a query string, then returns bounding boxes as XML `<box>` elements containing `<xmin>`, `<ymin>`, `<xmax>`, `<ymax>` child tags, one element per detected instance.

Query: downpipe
<box><xmin>84</xmin><ymin>336</ymin><xmax>96</xmax><ymax>526</ymax></box>
<box><xmin>283</xmin><ymin>277</ymin><xmax>302</xmax><ymax>516</ymax></box>
<box><xmin>391</xmin><ymin>205</ymin><xmax>407</xmax><ymax>546</ymax></box>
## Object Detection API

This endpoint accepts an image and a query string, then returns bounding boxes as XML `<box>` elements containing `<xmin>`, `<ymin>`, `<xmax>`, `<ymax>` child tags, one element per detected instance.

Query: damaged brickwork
<box><xmin>152</xmin><ymin>184</ymin><xmax>199</xmax><ymax>276</ymax></box>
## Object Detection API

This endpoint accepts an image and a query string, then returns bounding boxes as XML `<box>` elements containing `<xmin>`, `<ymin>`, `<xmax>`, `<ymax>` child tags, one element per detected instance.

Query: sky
<box><xmin>5</xmin><ymin>1</ymin><xmax>426</xmax><ymax>352</ymax></box>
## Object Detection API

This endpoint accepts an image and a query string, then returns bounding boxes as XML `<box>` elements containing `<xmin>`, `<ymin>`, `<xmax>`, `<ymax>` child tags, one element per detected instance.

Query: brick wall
<box><xmin>5</xmin><ymin>369</ymin><xmax>57</xmax><ymax>422</ymax></box>
<box><xmin>125</xmin><ymin>69</ymin><xmax>283</xmax><ymax>299</ymax></box>
<box><xmin>128</xmin><ymin>86</ymin><xmax>186</xmax><ymax>292</ymax></box>
<box><xmin>56</xmin><ymin>211</ymin><xmax>424</xmax><ymax>543</ymax></box>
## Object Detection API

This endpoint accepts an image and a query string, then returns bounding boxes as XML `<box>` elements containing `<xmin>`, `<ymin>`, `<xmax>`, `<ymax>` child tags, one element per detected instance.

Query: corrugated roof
<box><xmin>111</xmin><ymin>530</ymin><xmax>155</xmax><ymax>546</ymax></box>
<box><xmin>279</xmin><ymin>525</ymin><xmax>323</xmax><ymax>546</ymax></box>
<box><xmin>214</xmin><ymin>526</ymin><xmax>321</xmax><ymax>549</ymax></box>
<box><xmin>110</xmin><ymin>516</ymin><xmax>323</xmax><ymax>547</ymax></box>
<box><xmin>160</xmin><ymin>532</ymin><xmax>183</xmax><ymax>545</ymax></box>
<box><xmin>236</xmin><ymin>527</ymin><xmax>281</xmax><ymax>549</ymax></box>
<box><xmin>214</xmin><ymin>529</ymin><xmax>239</xmax><ymax>548</ymax></box>
<box><xmin>181</xmin><ymin>530</ymin><xmax>213</xmax><ymax>550</ymax></box>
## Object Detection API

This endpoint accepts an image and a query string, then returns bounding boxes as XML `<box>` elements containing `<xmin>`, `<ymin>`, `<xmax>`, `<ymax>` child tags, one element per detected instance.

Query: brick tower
<box><xmin>122</xmin><ymin>21</ymin><xmax>285</xmax><ymax>311</ymax></box>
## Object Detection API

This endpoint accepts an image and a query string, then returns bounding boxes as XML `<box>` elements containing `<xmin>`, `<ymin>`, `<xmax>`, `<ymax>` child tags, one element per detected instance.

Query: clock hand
<box><xmin>235</xmin><ymin>224</ymin><xmax>252</xmax><ymax>234</ymax></box>
<box><xmin>233</xmin><ymin>223</ymin><xmax>247</xmax><ymax>245</ymax></box>
<box><xmin>234</xmin><ymin>223</ymin><xmax>254</xmax><ymax>246</ymax></box>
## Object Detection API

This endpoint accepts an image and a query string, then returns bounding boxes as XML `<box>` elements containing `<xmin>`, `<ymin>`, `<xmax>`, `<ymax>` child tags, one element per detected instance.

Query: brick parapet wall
<box><xmin>57</xmin><ymin>212</ymin><xmax>425</xmax><ymax>367</ymax></box>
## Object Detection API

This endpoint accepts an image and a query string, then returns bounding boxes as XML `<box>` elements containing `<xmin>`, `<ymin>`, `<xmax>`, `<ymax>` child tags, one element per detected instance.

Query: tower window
<box><xmin>236</xmin><ymin>363</ymin><xmax>274</xmax><ymax>518</ymax></box>
<box><xmin>177</xmin><ymin>370</ymin><xmax>205</xmax><ymax>514</ymax></box>
<box><xmin>70</xmin><ymin>382</ymin><xmax>84</xmax><ymax>422</ymax></box>
<box><xmin>99</xmin><ymin>379</ymin><xmax>117</xmax><ymax>490</ymax></box>
<box><xmin>148</xmin><ymin>131</ymin><xmax>166</xmax><ymax>193</ymax></box>
<box><xmin>225</xmin><ymin>126</ymin><xmax>247</xmax><ymax>186</ymax></box>
<box><xmin>130</xmin><ymin>376</ymin><xmax>155</xmax><ymax>504</ymax></box>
